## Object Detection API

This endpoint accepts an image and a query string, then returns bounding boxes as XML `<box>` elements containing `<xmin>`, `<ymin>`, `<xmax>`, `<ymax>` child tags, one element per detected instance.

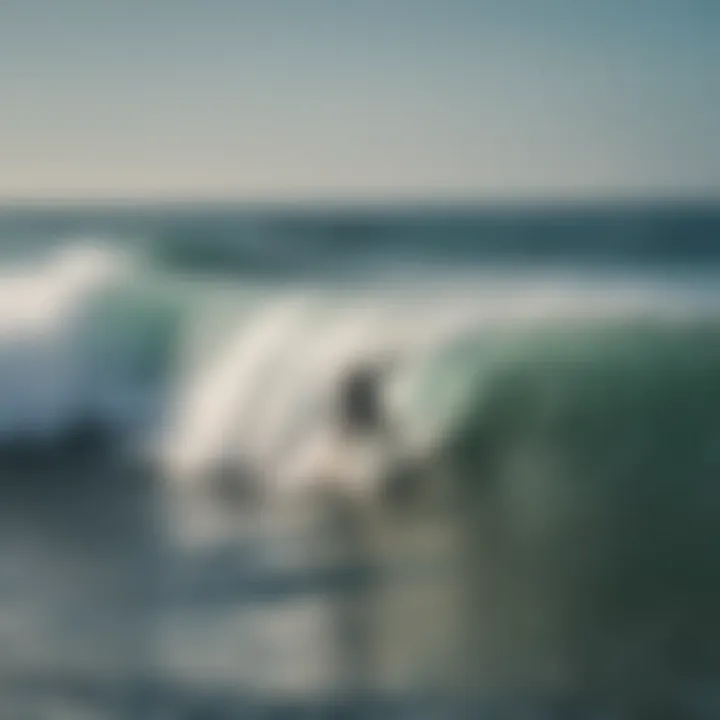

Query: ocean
<box><xmin>1</xmin><ymin>200</ymin><xmax>720</xmax><ymax>718</ymax></box>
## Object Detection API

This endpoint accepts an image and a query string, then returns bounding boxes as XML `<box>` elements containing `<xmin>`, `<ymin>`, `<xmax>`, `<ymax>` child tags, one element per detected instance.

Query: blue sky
<box><xmin>0</xmin><ymin>0</ymin><xmax>718</xmax><ymax>200</ymax></box>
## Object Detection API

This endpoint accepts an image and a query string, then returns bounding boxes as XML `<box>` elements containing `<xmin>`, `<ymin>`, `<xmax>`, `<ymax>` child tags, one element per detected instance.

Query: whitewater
<box><xmin>3</xmin><ymin>236</ymin><xmax>720</xmax><ymax>496</ymax></box>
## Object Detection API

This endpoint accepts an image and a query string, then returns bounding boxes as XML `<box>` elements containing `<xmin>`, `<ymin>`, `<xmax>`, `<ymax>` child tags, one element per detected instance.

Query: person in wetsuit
<box><xmin>337</xmin><ymin>362</ymin><xmax>386</xmax><ymax>436</ymax></box>
<box><xmin>336</xmin><ymin>358</ymin><xmax>433</xmax><ymax>510</ymax></box>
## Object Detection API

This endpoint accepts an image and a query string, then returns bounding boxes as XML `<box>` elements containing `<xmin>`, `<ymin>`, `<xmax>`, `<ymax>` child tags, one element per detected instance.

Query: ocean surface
<box><xmin>1</xmin><ymin>201</ymin><xmax>720</xmax><ymax>718</ymax></box>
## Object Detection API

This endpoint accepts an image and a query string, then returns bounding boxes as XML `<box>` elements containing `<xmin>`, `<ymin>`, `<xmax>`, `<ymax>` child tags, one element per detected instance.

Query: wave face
<box><xmin>443</xmin><ymin>321</ymin><xmax>720</xmax><ymax>697</ymax></box>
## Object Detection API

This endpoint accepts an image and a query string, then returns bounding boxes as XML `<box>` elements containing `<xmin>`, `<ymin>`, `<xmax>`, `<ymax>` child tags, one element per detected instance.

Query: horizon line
<box><xmin>0</xmin><ymin>190</ymin><xmax>718</xmax><ymax>213</ymax></box>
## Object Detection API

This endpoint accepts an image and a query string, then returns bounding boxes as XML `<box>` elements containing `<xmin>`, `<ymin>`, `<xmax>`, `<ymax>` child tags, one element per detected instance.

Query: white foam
<box><xmin>0</xmin><ymin>240</ymin><xmax>168</xmax><ymax>443</ymax></box>
<box><xmin>159</xmin><ymin>272</ymin><xmax>720</xmax><ymax>497</ymax></box>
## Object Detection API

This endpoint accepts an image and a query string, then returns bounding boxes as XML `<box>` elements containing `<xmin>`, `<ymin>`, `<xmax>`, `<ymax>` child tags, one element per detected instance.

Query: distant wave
<box><xmin>137</xmin><ymin>204</ymin><xmax>720</xmax><ymax>278</ymax></box>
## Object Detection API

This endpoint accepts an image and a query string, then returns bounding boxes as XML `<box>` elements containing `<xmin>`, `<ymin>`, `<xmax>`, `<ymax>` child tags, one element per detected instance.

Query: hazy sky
<box><xmin>1</xmin><ymin>0</ymin><xmax>718</xmax><ymax>200</ymax></box>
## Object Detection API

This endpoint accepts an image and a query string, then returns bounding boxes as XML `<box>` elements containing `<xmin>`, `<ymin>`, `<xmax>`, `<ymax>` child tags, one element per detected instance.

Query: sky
<box><xmin>0</xmin><ymin>0</ymin><xmax>718</xmax><ymax>201</ymax></box>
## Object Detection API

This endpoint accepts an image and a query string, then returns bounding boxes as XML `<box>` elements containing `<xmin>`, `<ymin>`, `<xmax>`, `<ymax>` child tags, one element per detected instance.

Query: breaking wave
<box><xmin>0</xmin><ymin>241</ymin><xmax>180</xmax><ymax>449</ymax></box>
<box><xmin>2</xmin><ymin>235</ymin><xmax>720</xmax><ymax>504</ymax></box>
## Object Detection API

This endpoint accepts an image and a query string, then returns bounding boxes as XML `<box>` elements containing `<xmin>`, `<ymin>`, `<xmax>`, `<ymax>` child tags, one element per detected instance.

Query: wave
<box><xmin>437</xmin><ymin>320</ymin><xmax>720</xmax><ymax>696</ymax></box>
<box><xmin>153</xmin><ymin>273</ymin><xmax>720</xmax><ymax>697</ymax></box>
<box><xmin>157</xmin><ymin>269</ymin><xmax>720</xmax><ymax>497</ymax></box>
<box><xmin>0</xmin><ymin>241</ymin><xmax>181</xmax><ymax>450</ymax></box>
<box><xmin>138</xmin><ymin>203</ymin><xmax>720</xmax><ymax>279</ymax></box>
<box><xmin>3</xmin><ymin>228</ymin><xmax>720</xmax><ymax>710</ymax></box>
<box><xmin>2</xmin><ymin>236</ymin><xmax>720</xmax><ymax>503</ymax></box>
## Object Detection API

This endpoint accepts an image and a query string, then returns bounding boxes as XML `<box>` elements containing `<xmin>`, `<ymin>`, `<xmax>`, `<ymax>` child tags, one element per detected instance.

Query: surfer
<box><xmin>334</xmin><ymin>358</ymin><xmax>423</xmax><ymax>508</ymax></box>
<box><xmin>337</xmin><ymin>361</ymin><xmax>387</xmax><ymax>437</ymax></box>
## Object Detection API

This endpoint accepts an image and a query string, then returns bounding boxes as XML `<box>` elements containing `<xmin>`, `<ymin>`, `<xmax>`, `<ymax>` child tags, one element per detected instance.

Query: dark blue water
<box><xmin>1</xmin><ymin>200</ymin><xmax>719</xmax><ymax>276</ymax></box>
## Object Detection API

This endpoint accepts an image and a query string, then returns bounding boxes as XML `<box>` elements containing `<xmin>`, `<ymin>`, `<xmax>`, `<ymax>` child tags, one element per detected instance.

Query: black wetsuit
<box><xmin>339</xmin><ymin>365</ymin><xmax>383</xmax><ymax>435</ymax></box>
